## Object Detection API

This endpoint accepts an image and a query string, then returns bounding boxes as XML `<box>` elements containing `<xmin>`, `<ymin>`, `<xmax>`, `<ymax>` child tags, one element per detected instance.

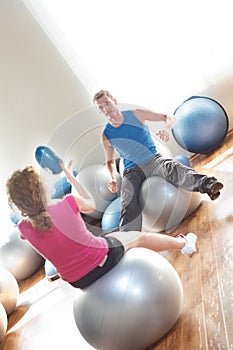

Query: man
<box><xmin>93</xmin><ymin>89</ymin><xmax>224</xmax><ymax>231</ymax></box>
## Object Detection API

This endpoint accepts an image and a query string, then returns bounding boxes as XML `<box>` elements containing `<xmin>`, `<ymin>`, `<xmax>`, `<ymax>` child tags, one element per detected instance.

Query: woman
<box><xmin>6</xmin><ymin>161</ymin><xmax>197</xmax><ymax>289</ymax></box>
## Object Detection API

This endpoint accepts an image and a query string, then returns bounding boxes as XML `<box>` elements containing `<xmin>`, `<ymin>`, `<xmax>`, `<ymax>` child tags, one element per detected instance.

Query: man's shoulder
<box><xmin>122</xmin><ymin>109</ymin><xmax>144</xmax><ymax>125</ymax></box>
<box><xmin>122</xmin><ymin>109</ymin><xmax>134</xmax><ymax>114</ymax></box>
<box><xmin>122</xmin><ymin>109</ymin><xmax>137</xmax><ymax>119</ymax></box>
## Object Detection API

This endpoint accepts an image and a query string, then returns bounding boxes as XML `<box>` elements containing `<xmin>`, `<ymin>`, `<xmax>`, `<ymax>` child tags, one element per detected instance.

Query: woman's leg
<box><xmin>107</xmin><ymin>231</ymin><xmax>197</xmax><ymax>256</ymax></box>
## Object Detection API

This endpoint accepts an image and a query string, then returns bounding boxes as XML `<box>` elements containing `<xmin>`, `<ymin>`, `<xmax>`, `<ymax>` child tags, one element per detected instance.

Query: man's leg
<box><xmin>119</xmin><ymin>167</ymin><xmax>146</xmax><ymax>231</ymax></box>
<box><xmin>146</xmin><ymin>155</ymin><xmax>223</xmax><ymax>200</ymax></box>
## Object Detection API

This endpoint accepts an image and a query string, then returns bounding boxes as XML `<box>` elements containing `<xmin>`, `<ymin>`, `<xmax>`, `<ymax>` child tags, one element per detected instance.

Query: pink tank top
<box><xmin>18</xmin><ymin>195</ymin><xmax>108</xmax><ymax>282</ymax></box>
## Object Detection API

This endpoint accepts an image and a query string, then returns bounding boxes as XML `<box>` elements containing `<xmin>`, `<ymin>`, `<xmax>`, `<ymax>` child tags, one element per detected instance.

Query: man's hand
<box><xmin>156</xmin><ymin>129</ymin><xmax>170</xmax><ymax>142</ymax></box>
<box><xmin>156</xmin><ymin>115</ymin><xmax>176</xmax><ymax>142</ymax></box>
<box><xmin>107</xmin><ymin>179</ymin><xmax>118</xmax><ymax>193</ymax></box>
<box><xmin>166</xmin><ymin>115</ymin><xmax>176</xmax><ymax>129</ymax></box>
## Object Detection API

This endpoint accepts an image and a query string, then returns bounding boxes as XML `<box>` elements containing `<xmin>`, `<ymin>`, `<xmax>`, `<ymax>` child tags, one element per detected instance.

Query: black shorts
<box><xmin>69</xmin><ymin>236</ymin><xmax>125</xmax><ymax>289</ymax></box>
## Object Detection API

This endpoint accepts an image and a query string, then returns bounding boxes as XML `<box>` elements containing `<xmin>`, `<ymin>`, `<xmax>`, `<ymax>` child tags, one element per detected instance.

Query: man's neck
<box><xmin>109</xmin><ymin>111</ymin><xmax>123</xmax><ymax>127</ymax></box>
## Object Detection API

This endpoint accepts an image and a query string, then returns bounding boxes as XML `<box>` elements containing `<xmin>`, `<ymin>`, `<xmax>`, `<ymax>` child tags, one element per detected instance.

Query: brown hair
<box><xmin>93</xmin><ymin>89</ymin><xmax>113</xmax><ymax>104</ymax></box>
<box><xmin>6</xmin><ymin>166</ymin><xmax>53</xmax><ymax>231</ymax></box>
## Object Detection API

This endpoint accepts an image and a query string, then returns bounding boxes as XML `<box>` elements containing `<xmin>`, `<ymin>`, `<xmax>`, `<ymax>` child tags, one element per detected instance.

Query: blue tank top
<box><xmin>103</xmin><ymin>110</ymin><xmax>157</xmax><ymax>170</ymax></box>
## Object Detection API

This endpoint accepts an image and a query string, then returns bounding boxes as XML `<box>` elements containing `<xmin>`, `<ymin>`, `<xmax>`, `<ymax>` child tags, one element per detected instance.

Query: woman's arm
<box><xmin>60</xmin><ymin>161</ymin><xmax>96</xmax><ymax>213</ymax></box>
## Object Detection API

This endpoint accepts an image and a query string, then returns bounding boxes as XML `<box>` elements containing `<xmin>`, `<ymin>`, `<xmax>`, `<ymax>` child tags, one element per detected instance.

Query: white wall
<box><xmin>0</xmin><ymin>0</ymin><xmax>105</xmax><ymax>235</ymax></box>
<box><xmin>1</xmin><ymin>0</ymin><xmax>233</xmax><ymax>236</ymax></box>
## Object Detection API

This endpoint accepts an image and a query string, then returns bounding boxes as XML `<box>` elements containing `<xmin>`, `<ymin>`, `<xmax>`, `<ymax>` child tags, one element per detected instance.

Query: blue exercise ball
<box><xmin>73</xmin><ymin>248</ymin><xmax>183</xmax><ymax>350</ymax></box>
<box><xmin>174</xmin><ymin>154</ymin><xmax>191</xmax><ymax>167</ymax></box>
<box><xmin>9</xmin><ymin>207</ymin><xmax>22</xmax><ymax>225</ymax></box>
<box><xmin>35</xmin><ymin>145</ymin><xmax>62</xmax><ymax>174</ymax></box>
<box><xmin>172</xmin><ymin>96</ymin><xmax>228</xmax><ymax>154</ymax></box>
<box><xmin>101</xmin><ymin>197</ymin><xmax>121</xmax><ymax>233</ymax></box>
<box><xmin>44</xmin><ymin>260</ymin><xmax>59</xmax><ymax>281</ymax></box>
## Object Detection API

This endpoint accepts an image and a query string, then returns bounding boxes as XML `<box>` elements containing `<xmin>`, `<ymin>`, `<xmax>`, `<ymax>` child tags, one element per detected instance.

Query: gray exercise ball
<box><xmin>73</xmin><ymin>248</ymin><xmax>183</xmax><ymax>350</ymax></box>
<box><xmin>72</xmin><ymin>164</ymin><xmax>121</xmax><ymax>219</ymax></box>
<box><xmin>0</xmin><ymin>303</ymin><xmax>7</xmax><ymax>342</ymax></box>
<box><xmin>0</xmin><ymin>229</ymin><xmax>44</xmax><ymax>281</ymax></box>
<box><xmin>0</xmin><ymin>266</ymin><xmax>19</xmax><ymax>315</ymax></box>
<box><xmin>139</xmin><ymin>176</ymin><xmax>202</xmax><ymax>232</ymax></box>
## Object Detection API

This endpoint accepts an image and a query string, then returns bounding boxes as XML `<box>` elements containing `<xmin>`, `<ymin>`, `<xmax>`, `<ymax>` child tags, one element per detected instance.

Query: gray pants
<box><xmin>119</xmin><ymin>154</ymin><xmax>210</xmax><ymax>231</ymax></box>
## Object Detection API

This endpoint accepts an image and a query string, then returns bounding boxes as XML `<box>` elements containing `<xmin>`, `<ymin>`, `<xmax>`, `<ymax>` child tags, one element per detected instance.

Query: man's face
<box><xmin>95</xmin><ymin>94</ymin><xmax>118</xmax><ymax>120</ymax></box>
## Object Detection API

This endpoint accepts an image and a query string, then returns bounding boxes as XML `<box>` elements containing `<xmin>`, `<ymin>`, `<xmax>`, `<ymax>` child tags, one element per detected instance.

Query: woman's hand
<box><xmin>60</xmin><ymin>160</ymin><xmax>74</xmax><ymax>183</ymax></box>
<box><xmin>60</xmin><ymin>160</ymin><xmax>96</xmax><ymax>213</ymax></box>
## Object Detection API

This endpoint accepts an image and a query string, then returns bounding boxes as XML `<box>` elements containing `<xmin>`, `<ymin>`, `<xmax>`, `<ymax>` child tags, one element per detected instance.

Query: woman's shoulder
<box><xmin>18</xmin><ymin>218</ymin><xmax>31</xmax><ymax>228</ymax></box>
<box><xmin>18</xmin><ymin>219</ymin><xmax>33</xmax><ymax>239</ymax></box>
<box><xmin>64</xmin><ymin>194</ymin><xmax>77</xmax><ymax>208</ymax></box>
<box><xmin>48</xmin><ymin>194</ymin><xmax>78</xmax><ymax>214</ymax></box>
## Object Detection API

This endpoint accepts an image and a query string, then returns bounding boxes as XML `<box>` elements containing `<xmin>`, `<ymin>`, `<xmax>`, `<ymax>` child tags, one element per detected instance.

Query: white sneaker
<box><xmin>180</xmin><ymin>232</ymin><xmax>197</xmax><ymax>256</ymax></box>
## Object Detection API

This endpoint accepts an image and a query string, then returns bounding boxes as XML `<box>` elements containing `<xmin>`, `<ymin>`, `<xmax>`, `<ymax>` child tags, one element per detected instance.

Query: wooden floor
<box><xmin>1</xmin><ymin>132</ymin><xmax>233</xmax><ymax>350</ymax></box>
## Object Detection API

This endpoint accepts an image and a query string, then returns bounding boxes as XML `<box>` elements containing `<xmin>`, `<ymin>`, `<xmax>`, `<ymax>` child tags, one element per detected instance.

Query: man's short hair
<box><xmin>93</xmin><ymin>89</ymin><xmax>113</xmax><ymax>103</ymax></box>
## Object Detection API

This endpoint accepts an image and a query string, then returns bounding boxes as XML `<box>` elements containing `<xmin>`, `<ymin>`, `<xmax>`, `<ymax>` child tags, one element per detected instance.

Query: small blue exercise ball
<box><xmin>174</xmin><ymin>154</ymin><xmax>191</xmax><ymax>167</ymax></box>
<box><xmin>101</xmin><ymin>197</ymin><xmax>121</xmax><ymax>233</ymax></box>
<box><xmin>172</xmin><ymin>96</ymin><xmax>228</xmax><ymax>154</ymax></box>
<box><xmin>35</xmin><ymin>146</ymin><xmax>62</xmax><ymax>174</ymax></box>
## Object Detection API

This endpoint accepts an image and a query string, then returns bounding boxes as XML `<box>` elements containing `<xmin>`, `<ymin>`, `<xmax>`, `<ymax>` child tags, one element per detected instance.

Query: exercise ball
<box><xmin>9</xmin><ymin>207</ymin><xmax>22</xmax><ymax>225</ymax></box>
<box><xmin>0</xmin><ymin>229</ymin><xmax>44</xmax><ymax>281</ymax></box>
<box><xmin>172</xmin><ymin>96</ymin><xmax>228</xmax><ymax>154</ymax></box>
<box><xmin>0</xmin><ymin>303</ymin><xmax>7</xmax><ymax>342</ymax></box>
<box><xmin>73</xmin><ymin>248</ymin><xmax>183</xmax><ymax>350</ymax></box>
<box><xmin>139</xmin><ymin>176</ymin><xmax>201</xmax><ymax>232</ymax></box>
<box><xmin>35</xmin><ymin>145</ymin><xmax>62</xmax><ymax>174</ymax></box>
<box><xmin>0</xmin><ymin>266</ymin><xmax>19</xmax><ymax>315</ymax></box>
<box><xmin>174</xmin><ymin>154</ymin><xmax>191</xmax><ymax>167</ymax></box>
<box><xmin>44</xmin><ymin>260</ymin><xmax>59</xmax><ymax>281</ymax></box>
<box><xmin>101</xmin><ymin>197</ymin><xmax>121</xmax><ymax>233</ymax></box>
<box><xmin>72</xmin><ymin>164</ymin><xmax>121</xmax><ymax>219</ymax></box>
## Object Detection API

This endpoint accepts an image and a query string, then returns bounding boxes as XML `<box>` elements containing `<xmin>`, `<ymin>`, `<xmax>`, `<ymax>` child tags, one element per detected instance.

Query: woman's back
<box><xmin>19</xmin><ymin>194</ymin><xmax>108</xmax><ymax>282</ymax></box>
